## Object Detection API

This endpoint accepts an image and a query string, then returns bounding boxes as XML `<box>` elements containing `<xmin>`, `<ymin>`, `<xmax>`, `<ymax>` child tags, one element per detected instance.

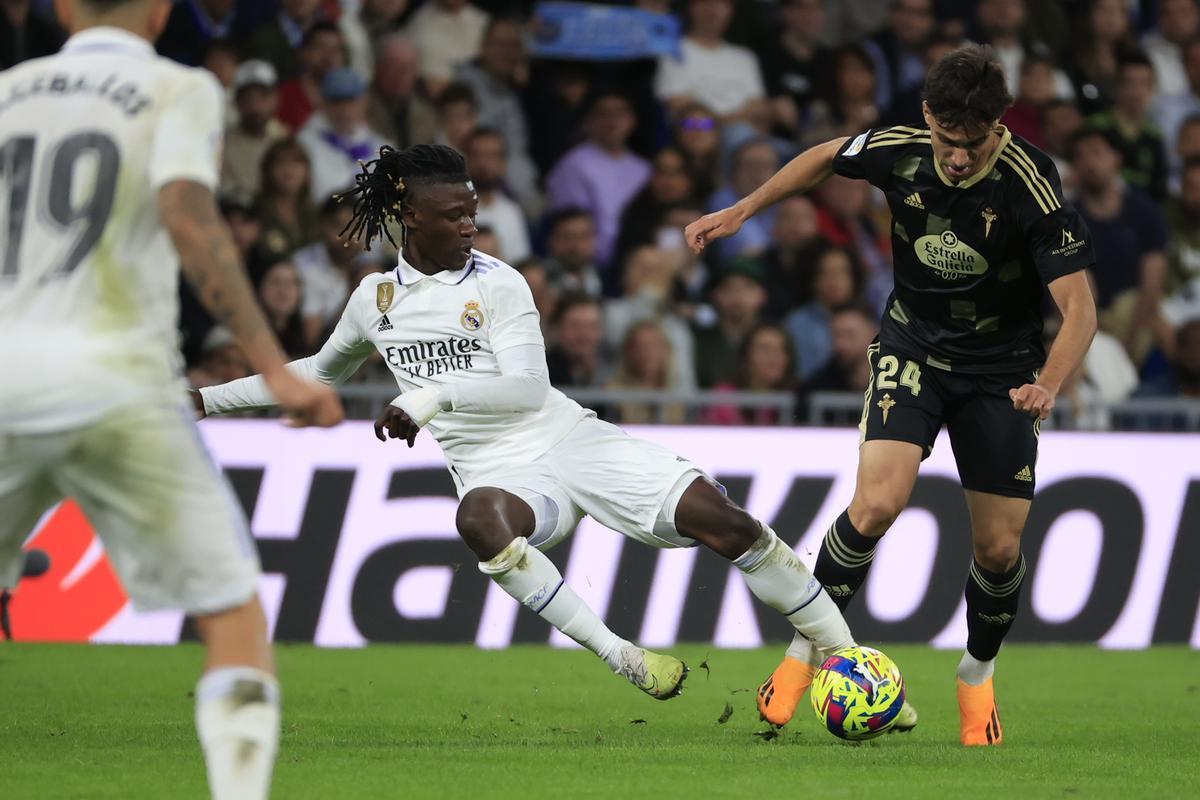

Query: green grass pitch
<box><xmin>2</xmin><ymin>644</ymin><xmax>1198</xmax><ymax>799</ymax></box>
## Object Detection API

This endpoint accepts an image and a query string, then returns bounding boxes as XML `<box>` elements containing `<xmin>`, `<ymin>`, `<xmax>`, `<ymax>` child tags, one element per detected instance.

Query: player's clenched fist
<box><xmin>684</xmin><ymin>205</ymin><xmax>747</xmax><ymax>254</ymax></box>
<box><xmin>1009</xmin><ymin>383</ymin><xmax>1055</xmax><ymax>420</ymax></box>
<box><xmin>267</xmin><ymin>371</ymin><xmax>344</xmax><ymax>428</ymax></box>
<box><xmin>375</xmin><ymin>404</ymin><xmax>419</xmax><ymax>447</ymax></box>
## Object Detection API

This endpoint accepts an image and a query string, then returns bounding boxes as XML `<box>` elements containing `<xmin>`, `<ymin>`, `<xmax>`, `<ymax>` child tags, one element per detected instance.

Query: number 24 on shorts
<box><xmin>875</xmin><ymin>355</ymin><xmax>922</xmax><ymax>397</ymax></box>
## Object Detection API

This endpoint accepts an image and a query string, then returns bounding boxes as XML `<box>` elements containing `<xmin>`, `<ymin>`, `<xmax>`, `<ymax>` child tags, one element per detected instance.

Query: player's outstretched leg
<box><xmin>958</xmin><ymin>491</ymin><xmax>1030</xmax><ymax>746</ymax></box>
<box><xmin>672</xmin><ymin>479</ymin><xmax>868</xmax><ymax>719</ymax></box>
<box><xmin>193</xmin><ymin>597</ymin><xmax>280</xmax><ymax>800</ymax></box>
<box><xmin>461</xmin><ymin>488</ymin><xmax>687</xmax><ymax>700</ymax></box>
<box><xmin>758</xmin><ymin>440</ymin><xmax>922</xmax><ymax>726</ymax></box>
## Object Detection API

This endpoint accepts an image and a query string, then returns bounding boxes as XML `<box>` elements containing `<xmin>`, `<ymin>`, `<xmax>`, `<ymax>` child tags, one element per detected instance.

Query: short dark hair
<box><xmin>830</xmin><ymin>301</ymin><xmax>878</xmax><ymax>325</ymax></box>
<box><xmin>1067</xmin><ymin>126</ymin><xmax>1115</xmax><ymax>160</ymax></box>
<box><xmin>922</xmin><ymin>44</ymin><xmax>1014</xmax><ymax>131</ymax></box>
<box><xmin>466</xmin><ymin>126</ymin><xmax>507</xmax><ymax>153</ymax></box>
<box><xmin>435</xmin><ymin>82</ymin><xmax>477</xmax><ymax>111</ymax></box>
<box><xmin>302</xmin><ymin>21</ymin><xmax>343</xmax><ymax>49</ymax></box>
<box><xmin>552</xmin><ymin>292</ymin><xmax>602</xmax><ymax>325</ymax></box>
<box><xmin>337</xmin><ymin>144</ymin><xmax>470</xmax><ymax>249</ymax></box>
<box><xmin>545</xmin><ymin>206</ymin><xmax>594</xmax><ymax>234</ymax></box>
<box><xmin>1116</xmin><ymin>49</ymin><xmax>1156</xmax><ymax>77</ymax></box>
<box><xmin>1181</xmin><ymin>156</ymin><xmax>1200</xmax><ymax>177</ymax></box>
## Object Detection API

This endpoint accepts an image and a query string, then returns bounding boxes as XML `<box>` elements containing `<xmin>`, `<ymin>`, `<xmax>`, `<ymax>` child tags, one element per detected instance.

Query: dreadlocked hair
<box><xmin>336</xmin><ymin>144</ymin><xmax>470</xmax><ymax>250</ymax></box>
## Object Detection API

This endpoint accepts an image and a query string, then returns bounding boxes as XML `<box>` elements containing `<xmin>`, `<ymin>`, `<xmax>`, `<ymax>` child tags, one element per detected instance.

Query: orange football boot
<box><xmin>757</xmin><ymin>657</ymin><xmax>816</xmax><ymax>727</ymax></box>
<box><xmin>958</xmin><ymin>677</ymin><xmax>1003</xmax><ymax>746</ymax></box>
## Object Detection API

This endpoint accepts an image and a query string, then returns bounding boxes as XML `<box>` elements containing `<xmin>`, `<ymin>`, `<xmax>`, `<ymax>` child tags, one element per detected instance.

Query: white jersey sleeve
<box><xmin>148</xmin><ymin>70</ymin><xmax>224</xmax><ymax>191</ymax></box>
<box><xmin>478</xmin><ymin>263</ymin><xmax>545</xmax><ymax>353</ymax></box>
<box><xmin>200</xmin><ymin>280</ymin><xmax>375</xmax><ymax>414</ymax></box>
<box><xmin>441</xmin><ymin>343</ymin><xmax>548</xmax><ymax>414</ymax></box>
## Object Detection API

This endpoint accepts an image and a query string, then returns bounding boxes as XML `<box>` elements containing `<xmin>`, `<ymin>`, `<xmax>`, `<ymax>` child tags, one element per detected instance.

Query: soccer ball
<box><xmin>810</xmin><ymin>645</ymin><xmax>905</xmax><ymax>741</ymax></box>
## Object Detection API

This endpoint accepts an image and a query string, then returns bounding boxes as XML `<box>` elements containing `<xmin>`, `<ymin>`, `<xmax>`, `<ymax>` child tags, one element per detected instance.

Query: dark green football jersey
<box><xmin>832</xmin><ymin>125</ymin><xmax>1094</xmax><ymax>374</ymax></box>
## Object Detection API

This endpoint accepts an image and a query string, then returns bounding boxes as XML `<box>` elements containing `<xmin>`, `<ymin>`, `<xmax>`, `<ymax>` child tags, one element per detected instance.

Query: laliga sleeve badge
<box><xmin>461</xmin><ymin>300</ymin><xmax>484</xmax><ymax>331</ymax></box>
<box><xmin>376</xmin><ymin>282</ymin><xmax>395</xmax><ymax>313</ymax></box>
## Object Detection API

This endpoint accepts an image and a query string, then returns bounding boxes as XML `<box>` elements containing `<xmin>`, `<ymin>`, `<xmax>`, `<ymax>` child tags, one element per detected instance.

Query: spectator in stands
<box><xmin>707</xmin><ymin>138</ymin><xmax>782</xmax><ymax>261</ymax></box>
<box><xmin>341</xmin><ymin>0</ymin><xmax>412</xmax><ymax>78</ymax></box>
<box><xmin>886</xmin><ymin>34</ymin><xmax>960</xmax><ymax>127</ymax></box>
<box><xmin>802</xmin><ymin>43</ymin><xmax>882</xmax><ymax>148</ymax></box>
<box><xmin>243</xmin><ymin>0</ymin><xmax>325</xmax><ymax>81</ymax></box>
<box><xmin>672</xmin><ymin>102</ymin><xmax>723</xmax><ymax>198</ymax></box>
<box><xmin>293</xmin><ymin>197</ymin><xmax>366</xmax><ymax>347</ymax></box>
<box><xmin>514</xmin><ymin>259</ymin><xmax>559</xmax><ymax>334</ymax></box>
<box><xmin>1002</xmin><ymin>55</ymin><xmax>1059</xmax><ymax>149</ymax></box>
<box><xmin>1071</xmin><ymin>127</ymin><xmax>1171</xmax><ymax>362</ymax></box>
<box><xmin>1164</xmin><ymin>158</ymin><xmax>1200</xmax><ymax>328</ymax></box>
<box><xmin>220</xmin><ymin>192</ymin><xmax>267</xmax><ymax>273</ymax></box>
<box><xmin>222</xmin><ymin>60</ymin><xmax>287</xmax><ymax>199</ymax></box>
<box><xmin>299</xmin><ymin>68</ymin><xmax>391</xmax><ymax>205</ymax></box>
<box><xmin>409</xmin><ymin>0</ymin><xmax>489</xmax><ymax>97</ymax></box>
<box><xmin>367</xmin><ymin>36</ymin><xmax>437</xmax><ymax>149</ymax></box>
<box><xmin>761</xmin><ymin>196</ymin><xmax>827</xmax><ymax>319</ymax></box>
<box><xmin>0</xmin><ymin>0</ymin><xmax>62</xmax><ymax>69</ymax></box>
<box><xmin>526</xmin><ymin>62</ymin><xmax>591</xmax><ymax>175</ymax></box>
<box><xmin>614</xmin><ymin>146</ymin><xmax>698</xmax><ymax>269</ymax></box>
<box><xmin>1135</xmin><ymin>319</ymin><xmax>1200</xmax><ymax>397</ymax></box>
<box><xmin>156</xmin><ymin>0</ymin><xmax>262</xmax><ymax>67</ymax></box>
<box><xmin>1090</xmin><ymin>52</ymin><xmax>1169</xmax><ymax>201</ymax></box>
<box><xmin>975</xmin><ymin>0</ymin><xmax>1074</xmax><ymax>101</ymax></box>
<box><xmin>704</xmin><ymin>323</ymin><xmax>797</xmax><ymax>426</ymax></box>
<box><xmin>467</xmin><ymin>128</ymin><xmax>531</xmax><ymax>264</ymax></box>
<box><xmin>546</xmin><ymin>92</ymin><xmax>651</xmax><ymax>269</ymax></box>
<box><xmin>1172</xmin><ymin>114</ymin><xmax>1200</xmax><ymax>190</ymax></box>
<box><xmin>254</xmin><ymin>258</ymin><xmax>309</xmax><ymax>359</ymax></box>
<box><xmin>187</xmin><ymin>327</ymin><xmax>251</xmax><ymax>389</ymax></box>
<box><xmin>657</xmin><ymin>201</ymin><xmax>712</xmax><ymax>307</ymax></box>
<box><xmin>432</xmin><ymin>82</ymin><xmax>479</xmax><ymax>154</ymax></box>
<box><xmin>764</xmin><ymin>0</ymin><xmax>834</xmax><ymax>137</ymax></box>
<box><xmin>256</xmin><ymin>138</ymin><xmax>321</xmax><ymax>257</ymax></box>
<box><xmin>801</xmin><ymin>302</ymin><xmax>878</xmax><ymax>394</ymax></box>
<box><xmin>202</xmin><ymin>40</ymin><xmax>240</xmax><ymax>122</ymax></box>
<box><xmin>1069</xmin><ymin>0</ymin><xmax>1135</xmax><ymax>115</ymax></box>
<box><xmin>606</xmin><ymin>246</ymin><xmax>696</xmax><ymax>390</ymax></box>
<box><xmin>655</xmin><ymin>0</ymin><xmax>770</xmax><ymax>132</ymax></box>
<box><xmin>607</xmin><ymin>321</ymin><xmax>687</xmax><ymax>424</ymax></box>
<box><xmin>814</xmin><ymin>174</ymin><xmax>891</xmax><ymax>312</ymax></box>
<box><xmin>863</xmin><ymin>0</ymin><xmax>935</xmax><ymax>118</ymax></box>
<box><xmin>456</xmin><ymin>17</ymin><xmax>540</xmax><ymax>215</ymax></box>
<box><xmin>277</xmin><ymin>21</ymin><xmax>346</xmax><ymax>132</ymax></box>
<box><xmin>1141</xmin><ymin>0</ymin><xmax>1199</xmax><ymax>97</ymax></box>
<box><xmin>473</xmin><ymin>226</ymin><xmax>503</xmax><ymax>260</ymax></box>
<box><xmin>547</xmin><ymin>294</ymin><xmax>609</xmax><ymax>387</ymax></box>
<box><xmin>1042</xmin><ymin>97</ymin><xmax>1085</xmax><ymax>187</ymax></box>
<box><xmin>693</xmin><ymin>258</ymin><xmax>767</xmax><ymax>388</ymax></box>
<box><xmin>1157</xmin><ymin>42</ymin><xmax>1200</xmax><ymax>174</ymax></box>
<box><xmin>544</xmin><ymin>208</ymin><xmax>603</xmax><ymax>298</ymax></box>
<box><xmin>784</xmin><ymin>245</ymin><xmax>864</xmax><ymax>381</ymax></box>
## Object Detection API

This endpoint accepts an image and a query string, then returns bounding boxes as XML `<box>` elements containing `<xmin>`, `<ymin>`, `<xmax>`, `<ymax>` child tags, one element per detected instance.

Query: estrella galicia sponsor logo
<box><xmin>386</xmin><ymin>336</ymin><xmax>483</xmax><ymax>380</ymax></box>
<box><xmin>915</xmin><ymin>230</ymin><xmax>989</xmax><ymax>279</ymax></box>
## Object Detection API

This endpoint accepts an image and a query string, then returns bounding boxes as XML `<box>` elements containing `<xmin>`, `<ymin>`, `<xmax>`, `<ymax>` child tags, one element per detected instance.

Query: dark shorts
<box><xmin>858</xmin><ymin>341</ymin><xmax>1040</xmax><ymax>499</ymax></box>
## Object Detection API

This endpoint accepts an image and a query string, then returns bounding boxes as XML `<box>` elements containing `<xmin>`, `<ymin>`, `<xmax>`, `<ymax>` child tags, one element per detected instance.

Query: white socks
<box><xmin>195</xmin><ymin>667</ymin><xmax>280</xmax><ymax>800</ymax></box>
<box><xmin>733</xmin><ymin>526</ymin><xmax>855</xmax><ymax>653</ymax></box>
<box><xmin>481</xmin><ymin>537</ymin><xmax>628</xmax><ymax>671</ymax></box>
<box><xmin>957</xmin><ymin>651</ymin><xmax>996</xmax><ymax>686</ymax></box>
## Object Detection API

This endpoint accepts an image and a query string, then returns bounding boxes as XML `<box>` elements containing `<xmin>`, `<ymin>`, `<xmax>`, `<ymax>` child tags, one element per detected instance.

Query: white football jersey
<box><xmin>331</xmin><ymin>251</ymin><xmax>590</xmax><ymax>488</ymax></box>
<box><xmin>0</xmin><ymin>28</ymin><xmax>224</xmax><ymax>433</ymax></box>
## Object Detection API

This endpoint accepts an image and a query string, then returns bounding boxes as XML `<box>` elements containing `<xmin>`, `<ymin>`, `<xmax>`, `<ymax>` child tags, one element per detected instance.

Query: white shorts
<box><xmin>0</xmin><ymin>403</ymin><xmax>260</xmax><ymax>615</ymax></box>
<box><xmin>464</xmin><ymin>417</ymin><xmax>709</xmax><ymax>551</ymax></box>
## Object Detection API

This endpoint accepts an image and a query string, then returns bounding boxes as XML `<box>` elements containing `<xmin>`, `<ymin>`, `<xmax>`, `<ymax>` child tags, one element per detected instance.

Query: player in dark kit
<box><xmin>687</xmin><ymin>45</ymin><xmax>1097</xmax><ymax>746</ymax></box>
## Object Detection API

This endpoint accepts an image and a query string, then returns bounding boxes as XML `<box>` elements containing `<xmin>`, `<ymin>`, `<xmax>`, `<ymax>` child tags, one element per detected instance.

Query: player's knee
<box><xmin>973</xmin><ymin>537</ymin><xmax>1021</xmax><ymax>572</ymax></box>
<box><xmin>850</xmin><ymin>494</ymin><xmax>903</xmax><ymax>536</ymax></box>
<box><xmin>456</xmin><ymin>489</ymin><xmax>522</xmax><ymax>560</ymax></box>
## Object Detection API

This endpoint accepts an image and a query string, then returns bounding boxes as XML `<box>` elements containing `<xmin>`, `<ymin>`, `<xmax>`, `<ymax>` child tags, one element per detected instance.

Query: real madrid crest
<box><xmin>461</xmin><ymin>300</ymin><xmax>484</xmax><ymax>331</ymax></box>
<box><xmin>376</xmin><ymin>282</ymin><xmax>395</xmax><ymax>314</ymax></box>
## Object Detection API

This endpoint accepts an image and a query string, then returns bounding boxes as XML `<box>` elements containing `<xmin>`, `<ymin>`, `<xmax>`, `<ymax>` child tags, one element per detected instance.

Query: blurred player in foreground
<box><xmin>196</xmin><ymin>143</ymin><xmax>917</xmax><ymax>731</ymax></box>
<box><xmin>688</xmin><ymin>44</ymin><xmax>1097</xmax><ymax>745</ymax></box>
<box><xmin>0</xmin><ymin>1</ymin><xmax>343</xmax><ymax>797</ymax></box>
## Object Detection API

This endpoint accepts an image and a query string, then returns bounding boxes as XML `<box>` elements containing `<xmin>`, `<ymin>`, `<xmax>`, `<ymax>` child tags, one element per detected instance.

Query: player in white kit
<box><xmin>0</xmin><ymin>2</ymin><xmax>342</xmax><ymax>798</ymax></box>
<box><xmin>197</xmin><ymin>143</ymin><xmax>861</xmax><ymax>703</ymax></box>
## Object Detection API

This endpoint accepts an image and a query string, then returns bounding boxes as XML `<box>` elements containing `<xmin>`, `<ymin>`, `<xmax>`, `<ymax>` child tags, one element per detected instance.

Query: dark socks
<box><xmin>964</xmin><ymin>554</ymin><xmax>1026</xmax><ymax>661</ymax></box>
<box><xmin>813</xmin><ymin>510</ymin><xmax>879</xmax><ymax>612</ymax></box>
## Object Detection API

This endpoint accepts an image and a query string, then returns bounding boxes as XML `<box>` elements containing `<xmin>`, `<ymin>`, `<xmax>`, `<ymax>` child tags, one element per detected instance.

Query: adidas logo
<box><xmin>903</xmin><ymin>192</ymin><xmax>924</xmax><ymax>209</ymax></box>
<box><xmin>377</xmin><ymin>313</ymin><xmax>393</xmax><ymax>332</ymax></box>
<box><xmin>1014</xmin><ymin>465</ymin><xmax>1033</xmax><ymax>482</ymax></box>
<box><xmin>978</xmin><ymin>612</ymin><xmax>1015</xmax><ymax>625</ymax></box>
<box><xmin>825</xmin><ymin>583</ymin><xmax>854</xmax><ymax>597</ymax></box>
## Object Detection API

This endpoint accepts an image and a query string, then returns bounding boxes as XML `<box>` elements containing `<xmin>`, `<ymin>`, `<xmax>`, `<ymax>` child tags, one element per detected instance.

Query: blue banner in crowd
<box><xmin>531</xmin><ymin>3</ymin><xmax>681</xmax><ymax>61</ymax></box>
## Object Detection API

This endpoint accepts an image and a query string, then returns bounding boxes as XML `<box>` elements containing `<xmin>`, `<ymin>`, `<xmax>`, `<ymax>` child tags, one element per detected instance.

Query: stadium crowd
<box><xmin>5</xmin><ymin>0</ymin><xmax>1200</xmax><ymax>426</ymax></box>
